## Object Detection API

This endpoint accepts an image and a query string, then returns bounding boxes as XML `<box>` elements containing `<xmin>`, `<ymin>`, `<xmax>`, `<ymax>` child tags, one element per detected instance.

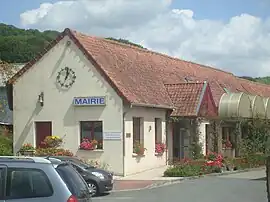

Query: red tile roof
<box><xmin>165</xmin><ymin>82</ymin><xmax>217</xmax><ymax>117</ymax></box>
<box><xmin>9</xmin><ymin>28</ymin><xmax>270</xmax><ymax>112</ymax></box>
<box><xmin>165</xmin><ymin>82</ymin><xmax>205</xmax><ymax>116</ymax></box>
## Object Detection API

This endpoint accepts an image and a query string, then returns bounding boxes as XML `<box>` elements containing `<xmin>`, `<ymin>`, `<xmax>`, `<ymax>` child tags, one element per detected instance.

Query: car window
<box><xmin>0</xmin><ymin>167</ymin><xmax>6</xmax><ymax>199</ymax></box>
<box><xmin>56</xmin><ymin>164</ymin><xmax>90</xmax><ymax>199</ymax></box>
<box><xmin>5</xmin><ymin>168</ymin><xmax>53</xmax><ymax>199</ymax></box>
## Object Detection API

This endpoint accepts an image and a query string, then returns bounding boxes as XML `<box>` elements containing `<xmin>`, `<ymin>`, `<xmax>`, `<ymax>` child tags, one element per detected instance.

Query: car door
<box><xmin>56</xmin><ymin>164</ymin><xmax>91</xmax><ymax>202</ymax></box>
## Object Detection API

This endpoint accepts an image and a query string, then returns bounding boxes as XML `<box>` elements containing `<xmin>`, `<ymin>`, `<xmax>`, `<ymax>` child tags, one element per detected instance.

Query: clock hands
<box><xmin>56</xmin><ymin>67</ymin><xmax>76</xmax><ymax>89</ymax></box>
<box><xmin>64</xmin><ymin>67</ymin><xmax>70</xmax><ymax>82</ymax></box>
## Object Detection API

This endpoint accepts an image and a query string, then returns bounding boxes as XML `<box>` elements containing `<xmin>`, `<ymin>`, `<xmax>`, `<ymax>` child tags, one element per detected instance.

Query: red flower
<box><xmin>155</xmin><ymin>143</ymin><xmax>166</xmax><ymax>154</ymax></box>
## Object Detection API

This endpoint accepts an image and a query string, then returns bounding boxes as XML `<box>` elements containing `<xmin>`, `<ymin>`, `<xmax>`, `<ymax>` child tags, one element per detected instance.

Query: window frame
<box><xmin>79</xmin><ymin>121</ymin><xmax>103</xmax><ymax>149</ymax></box>
<box><xmin>5</xmin><ymin>167</ymin><xmax>54</xmax><ymax>200</ymax></box>
<box><xmin>132</xmin><ymin>117</ymin><xmax>144</xmax><ymax>148</ymax></box>
<box><xmin>154</xmin><ymin>118</ymin><xmax>162</xmax><ymax>144</ymax></box>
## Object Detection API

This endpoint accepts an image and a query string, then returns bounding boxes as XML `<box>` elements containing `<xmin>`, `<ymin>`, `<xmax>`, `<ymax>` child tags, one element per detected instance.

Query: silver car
<box><xmin>0</xmin><ymin>156</ymin><xmax>88</xmax><ymax>202</ymax></box>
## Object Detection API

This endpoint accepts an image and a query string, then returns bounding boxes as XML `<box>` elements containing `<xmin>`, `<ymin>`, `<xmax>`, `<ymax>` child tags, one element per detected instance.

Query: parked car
<box><xmin>0</xmin><ymin>156</ymin><xmax>87</xmax><ymax>202</ymax></box>
<box><xmin>47</xmin><ymin>156</ymin><xmax>113</xmax><ymax>196</ymax></box>
<box><xmin>47</xmin><ymin>158</ymin><xmax>92</xmax><ymax>201</ymax></box>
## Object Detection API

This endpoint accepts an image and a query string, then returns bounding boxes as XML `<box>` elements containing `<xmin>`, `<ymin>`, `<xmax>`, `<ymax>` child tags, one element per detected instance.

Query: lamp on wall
<box><xmin>38</xmin><ymin>92</ymin><xmax>44</xmax><ymax>107</ymax></box>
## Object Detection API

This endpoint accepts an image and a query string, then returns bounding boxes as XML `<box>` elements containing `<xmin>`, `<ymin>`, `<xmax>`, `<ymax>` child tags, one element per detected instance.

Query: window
<box><xmin>56</xmin><ymin>164</ymin><xmax>90</xmax><ymax>199</ymax></box>
<box><xmin>5</xmin><ymin>168</ymin><xmax>53</xmax><ymax>199</ymax></box>
<box><xmin>80</xmin><ymin>121</ymin><xmax>103</xmax><ymax>149</ymax></box>
<box><xmin>155</xmin><ymin>118</ymin><xmax>162</xmax><ymax>143</ymax></box>
<box><xmin>133</xmin><ymin>117</ymin><xmax>144</xmax><ymax>148</ymax></box>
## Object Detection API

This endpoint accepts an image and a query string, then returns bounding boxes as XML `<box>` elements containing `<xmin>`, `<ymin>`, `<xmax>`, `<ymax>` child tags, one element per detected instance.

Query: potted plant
<box><xmin>20</xmin><ymin>143</ymin><xmax>35</xmax><ymax>156</ymax></box>
<box><xmin>91</xmin><ymin>139</ymin><xmax>98</xmax><ymax>149</ymax></box>
<box><xmin>155</xmin><ymin>142</ymin><xmax>166</xmax><ymax>155</ymax></box>
<box><xmin>79</xmin><ymin>138</ymin><xmax>98</xmax><ymax>150</ymax></box>
<box><xmin>42</xmin><ymin>136</ymin><xmax>63</xmax><ymax>148</ymax></box>
<box><xmin>133</xmin><ymin>141</ymin><xmax>146</xmax><ymax>156</ymax></box>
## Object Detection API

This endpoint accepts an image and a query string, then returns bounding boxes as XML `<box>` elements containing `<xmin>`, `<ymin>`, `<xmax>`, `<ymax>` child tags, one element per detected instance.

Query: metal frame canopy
<box><xmin>248</xmin><ymin>95</ymin><xmax>265</xmax><ymax>119</ymax></box>
<box><xmin>264</xmin><ymin>98</ymin><xmax>270</xmax><ymax>119</ymax></box>
<box><xmin>218</xmin><ymin>92</ymin><xmax>252</xmax><ymax>119</ymax></box>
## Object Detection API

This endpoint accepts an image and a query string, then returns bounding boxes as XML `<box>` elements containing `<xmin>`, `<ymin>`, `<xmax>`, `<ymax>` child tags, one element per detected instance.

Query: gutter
<box><xmin>195</xmin><ymin>81</ymin><xmax>208</xmax><ymax>115</ymax></box>
<box><xmin>130</xmin><ymin>102</ymin><xmax>174</xmax><ymax>110</ymax></box>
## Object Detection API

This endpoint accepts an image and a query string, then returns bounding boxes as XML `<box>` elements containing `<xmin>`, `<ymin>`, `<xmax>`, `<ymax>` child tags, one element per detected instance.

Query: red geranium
<box><xmin>155</xmin><ymin>142</ymin><xmax>166</xmax><ymax>154</ymax></box>
<box><xmin>79</xmin><ymin>138</ymin><xmax>95</xmax><ymax>150</ymax></box>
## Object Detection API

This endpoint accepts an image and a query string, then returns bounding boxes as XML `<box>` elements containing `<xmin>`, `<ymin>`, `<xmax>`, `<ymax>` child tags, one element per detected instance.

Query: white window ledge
<box><xmin>78</xmin><ymin>149</ymin><xmax>104</xmax><ymax>152</ymax></box>
<box><xmin>132</xmin><ymin>153</ymin><xmax>145</xmax><ymax>158</ymax></box>
<box><xmin>155</xmin><ymin>152</ymin><xmax>164</xmax><ymax>156</ymax></box>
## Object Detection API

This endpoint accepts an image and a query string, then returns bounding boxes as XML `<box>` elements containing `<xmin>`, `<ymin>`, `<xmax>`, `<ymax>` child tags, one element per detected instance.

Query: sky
<box><xmin>1</xmin><ymin>0</ymin><xmax>270</xmax><ymax>77</ymax></box>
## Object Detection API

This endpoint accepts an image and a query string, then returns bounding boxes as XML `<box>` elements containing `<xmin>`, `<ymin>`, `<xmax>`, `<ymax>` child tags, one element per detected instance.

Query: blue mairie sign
<box><xmin>73</xmin><ymin>96</ymin><xmax>106</xmax><ymax>106</ymax></box>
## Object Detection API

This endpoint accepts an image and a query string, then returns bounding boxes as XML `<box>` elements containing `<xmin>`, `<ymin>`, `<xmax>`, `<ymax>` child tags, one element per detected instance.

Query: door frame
<box><xmin>34</xmin><ymin>121</ymin><xmax>53</xmax><ymax>148</ymax></box>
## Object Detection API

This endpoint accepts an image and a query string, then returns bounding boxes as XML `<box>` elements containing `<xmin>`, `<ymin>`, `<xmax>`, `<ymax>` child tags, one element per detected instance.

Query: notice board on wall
<box><xmin>103</xmin><ymin>132</ymin><xmax>122</xmax><ymax>140</ymax></box>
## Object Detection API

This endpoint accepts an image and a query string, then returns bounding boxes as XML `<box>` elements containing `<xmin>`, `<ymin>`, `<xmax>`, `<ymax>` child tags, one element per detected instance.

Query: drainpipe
<box><xmin>165</xmin><ymin>110</ymin><xmax>170</xmax><ymax>165</ymax></box>
<box><xmin>122</xmin><ymin>112</ymin><xmax>126</xmax><ymax>176</ymax></box>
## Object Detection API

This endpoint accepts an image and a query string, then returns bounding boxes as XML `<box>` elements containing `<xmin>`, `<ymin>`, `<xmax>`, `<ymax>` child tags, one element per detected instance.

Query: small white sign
<box><xmin>103</xmin><ymin>132</ymin><xmax>122</xmax><ymax>140</ymax></box>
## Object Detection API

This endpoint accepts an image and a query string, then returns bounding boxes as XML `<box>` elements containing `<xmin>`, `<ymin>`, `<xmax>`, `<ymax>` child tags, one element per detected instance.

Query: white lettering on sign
<box><xmin>103</xmin><ymin>132</ymin><xmax>122</xmax><ymax>140</ymax></box>
<box><xmin>73</xmin><ymin>96</ymin><xmax>106</xmax><ymax>106</ymax></box>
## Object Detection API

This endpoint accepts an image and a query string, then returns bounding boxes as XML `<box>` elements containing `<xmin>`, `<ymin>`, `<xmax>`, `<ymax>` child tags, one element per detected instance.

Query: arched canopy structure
<box><xmin>264</xmin><ymin>98</ymin><xmax>270</xmax><ymax>119</ymax></box>
<box><xmin>219</xmin><ymin>92</ymin><xmax>252</xmax><ymax>119</ymax></box>
<box><xmin>248</xmin><ymin>95</ymin><xmax>265</xmax><ymax>119</ymax></box>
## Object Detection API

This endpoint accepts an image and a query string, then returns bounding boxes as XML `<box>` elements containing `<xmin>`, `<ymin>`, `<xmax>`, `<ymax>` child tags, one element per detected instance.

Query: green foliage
<box><xmin>189</xmin><ymin>141</ymin><xmax>204</xmax><ymax>160</ymax></box>
<box><xmin>0</xmin><ymin>135</ymin><xmax>13</xmax><ymax>156</ymax></box>
<box><xmin>239</xmin><ymin>76</ymin><xmax>270</xmax><ymax>85</ymax></box>
<box><xmin>233</xmin><ymin>154</ymin><xmax>266</xmax><ymax>169</ymax></box>
<box><xmin>164</xmin><ymin>164</ymin><xmax>202</xmax><ymax>177</ymax></box>
<box><xmin>240</xmin><ymin>120</ymin><xmax>269</xmax><ymax>155</ymax></box>
<box><xmin>0</xmin><ymin>23</ymin><xmax>59</xmax><ymax>63</ymax></box>
<box><xmin>164</xmin><ymin>153</ymin><xmax>266</xmax><ymax>177</ymax></box>
<box><xmin>0</xmin><ymin>23</ymin><xmax>146</xmax><ymax>63</ymax></box>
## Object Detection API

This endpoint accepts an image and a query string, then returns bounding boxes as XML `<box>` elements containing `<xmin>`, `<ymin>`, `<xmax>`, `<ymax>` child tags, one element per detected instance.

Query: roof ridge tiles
<box><xmin>69</xmin><ymin>29</ymin><xmax>234</xmax><ymax>76</ymax></box>
<box><xmin>164</xmin><ymin>82</ymin><xmax>206</xmax><ymax>86</ymax></box>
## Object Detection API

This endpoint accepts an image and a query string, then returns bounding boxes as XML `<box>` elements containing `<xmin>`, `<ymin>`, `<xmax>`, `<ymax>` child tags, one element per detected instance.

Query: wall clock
<box><xmin>56</xmin><ymin>67</ymin><xmax>76</xmax><ymax>89</ymax></box>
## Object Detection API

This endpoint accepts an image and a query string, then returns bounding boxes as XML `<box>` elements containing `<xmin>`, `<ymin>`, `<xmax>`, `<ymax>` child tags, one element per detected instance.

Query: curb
<box><xmin>112</xmin><ymin>166</ymin><xmax>265</xmax><ymax>192</ymax></box>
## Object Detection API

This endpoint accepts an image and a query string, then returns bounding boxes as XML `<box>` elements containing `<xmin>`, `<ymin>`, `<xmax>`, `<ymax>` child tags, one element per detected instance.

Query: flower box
<box><xmin>155</xmin><ymin>152</ymin><xmax>163</xmax><ymax>156</ymax></box>
<box><xmin>20</xmin><ymin>150</ymin><xmax>35</xmax><ymax>156</ymax></box>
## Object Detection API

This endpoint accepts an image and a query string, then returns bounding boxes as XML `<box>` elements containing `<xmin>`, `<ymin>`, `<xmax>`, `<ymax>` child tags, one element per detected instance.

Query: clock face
<box><xmin>56</xmin><ymin>67</ymin><xmax>76</xmax><ymax>89</ymax></box>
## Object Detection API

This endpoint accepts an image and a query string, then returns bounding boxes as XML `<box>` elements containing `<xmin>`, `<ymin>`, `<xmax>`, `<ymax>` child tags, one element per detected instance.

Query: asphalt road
<box><xmin>93</xmin><ymin>170</ymin><xmax>268</xmax><ymax>202</ymax></box>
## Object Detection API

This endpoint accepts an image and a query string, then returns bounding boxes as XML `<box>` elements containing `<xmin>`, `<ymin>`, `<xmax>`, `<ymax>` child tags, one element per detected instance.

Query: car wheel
<box><xmin>88</xmin><ymin>181</ymin><xmax>99</xmax><ymax>197</ymax></box>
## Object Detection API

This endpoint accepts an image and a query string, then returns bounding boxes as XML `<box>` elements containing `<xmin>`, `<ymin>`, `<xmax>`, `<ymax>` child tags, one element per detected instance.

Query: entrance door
<box><xmin>180</xmin><ymin>129</ymin><xmax>190</xmax><ymax>159</ymax></box>
<box><xmin>35</xmin><ymin>122</ymin><xmax>52</xmax><ymax>148</ymax></box>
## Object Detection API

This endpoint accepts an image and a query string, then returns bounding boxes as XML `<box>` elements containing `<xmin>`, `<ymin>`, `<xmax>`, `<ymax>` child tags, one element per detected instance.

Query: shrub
<box><xmin>233</xmin><ymin>153</ymin><xmax>266</xmax><ymax>169</ymax></box>
<box><xmin>35</xmin><ymin>148</ymin><xmax>73</xmax><ymax>156</ymax></box>
<box><xmin>0</xmin><ymin>135</ymin><xmax>12</xmax><ymax>156</ymax></box>
<box><xmin>164</xmin><ymin>164</ymin><xmax>202</xmax><ymax>177</ymax></box>
<box><xmin>41</xmin><ymin>136</ymin><xmax>63</xmax><ymax>148</ymax></box>
<box><xmin>133</xmin><ymin>141</ymin><xmax>146</xmax><ymax>155</ymax></box>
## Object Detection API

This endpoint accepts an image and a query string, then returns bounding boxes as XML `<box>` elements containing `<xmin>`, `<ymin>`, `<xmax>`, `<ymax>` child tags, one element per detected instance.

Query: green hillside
<box><xmin>0</xmin><ymin>23</ymin><xmax>269</xmax><ymax>84</ymax></box>
<box><xmin>0</xmin><ymin>23</ymin><xmax>59</xmax><ymax>63</ymax></box>
<box><xmin>239</xmin><ymin>76</ymin><xmax>270</xmax><ymax>85</ymax></box>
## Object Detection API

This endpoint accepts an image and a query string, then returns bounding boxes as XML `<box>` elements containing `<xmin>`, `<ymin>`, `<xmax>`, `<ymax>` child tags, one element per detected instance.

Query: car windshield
<box><xmin>55</xmin><ymin>157</ymin><xmax>95</xmax><ymax>169</ymax></box>
<box><xmin>56</xmin><ymin>164</ymin><xmax>90</xmax><ymax>199</ymax></box>
<box><xmin>67</xmin><ymin>158</ymin><xmax>95</xmax><ymax>169</ymax></box>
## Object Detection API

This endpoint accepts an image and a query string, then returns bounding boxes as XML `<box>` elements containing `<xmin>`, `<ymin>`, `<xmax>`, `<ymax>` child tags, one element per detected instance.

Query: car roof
<box><xmin>0</xmin><ymin>156</ymin><xmax>52</xmax><ymax>164</ymax></box>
